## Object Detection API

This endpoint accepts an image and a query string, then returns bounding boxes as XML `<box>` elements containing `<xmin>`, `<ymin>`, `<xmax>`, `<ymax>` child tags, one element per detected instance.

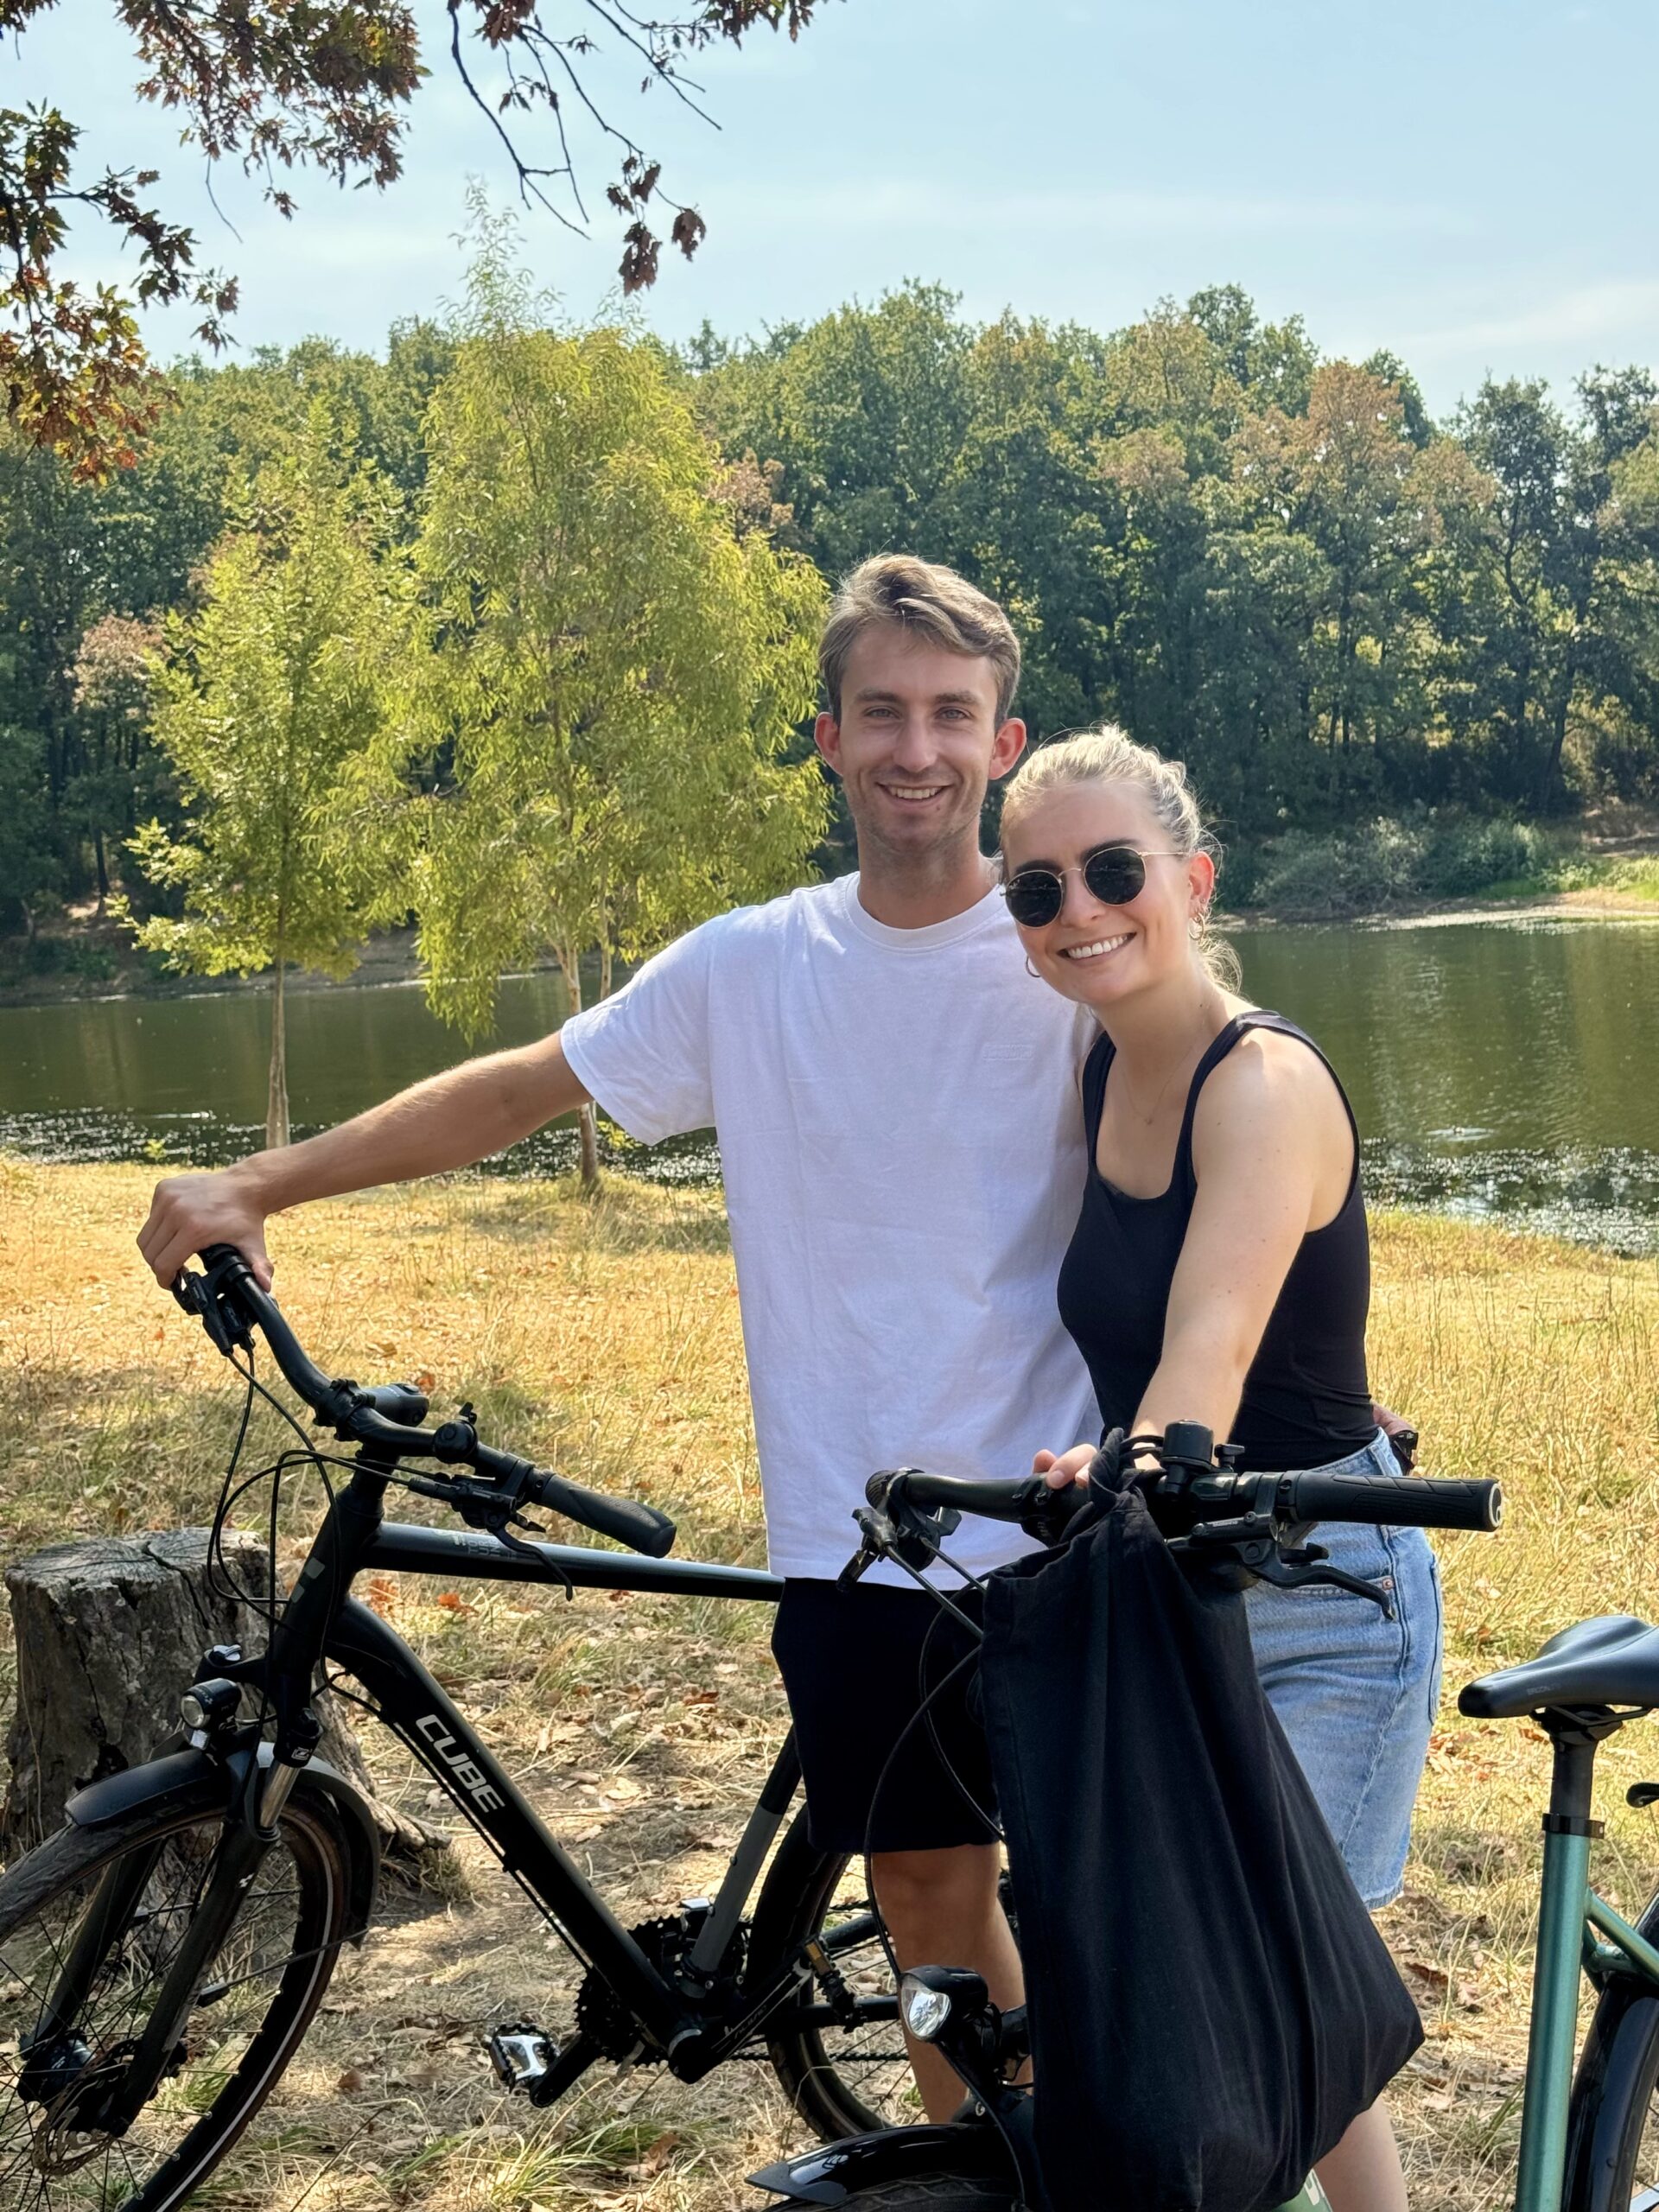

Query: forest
<box><xmin>5</xmin><ymin>275</ymin><xmax>1659</xmax><ymax>939</ymax></box>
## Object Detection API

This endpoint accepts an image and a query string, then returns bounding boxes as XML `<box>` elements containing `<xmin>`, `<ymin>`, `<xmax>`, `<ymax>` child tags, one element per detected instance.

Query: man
<box><xmin>139</xmin><ymin>555</ymin><xmax>1101</xmax><ymax>2119</ymax></box>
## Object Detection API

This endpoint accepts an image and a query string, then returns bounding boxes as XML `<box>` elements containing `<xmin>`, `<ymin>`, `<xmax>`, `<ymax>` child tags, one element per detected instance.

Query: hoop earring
<box><xmin>1025</xmin><ymin>955</ymin><xmax>1041</xmax><ymax>978</ymax></box>
<box><xmin>1188</xmin><ymin>911</ymin><xmax>1207</xmax><ymax>942</ymax></box>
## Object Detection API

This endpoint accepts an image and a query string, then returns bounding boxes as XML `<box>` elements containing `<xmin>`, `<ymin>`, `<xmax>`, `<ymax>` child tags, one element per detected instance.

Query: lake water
<box><xmin>3</xmin><ymin>914</ymin><xmax>1658</xmax><ymax>1252</ymax></box>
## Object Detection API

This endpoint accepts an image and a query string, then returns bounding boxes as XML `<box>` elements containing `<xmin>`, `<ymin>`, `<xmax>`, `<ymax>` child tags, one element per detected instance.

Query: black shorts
<box><xmin>770</xmin><ymin>1578</ymin><xmax>998</xmax><ymax>1855</ymax></box>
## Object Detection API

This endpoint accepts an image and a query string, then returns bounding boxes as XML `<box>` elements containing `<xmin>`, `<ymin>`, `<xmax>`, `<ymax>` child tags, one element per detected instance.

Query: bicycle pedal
<box><xmin>487</xmin><ymin>2023</ymin><xmax>558</xmax><ymax>2095</ymax></box>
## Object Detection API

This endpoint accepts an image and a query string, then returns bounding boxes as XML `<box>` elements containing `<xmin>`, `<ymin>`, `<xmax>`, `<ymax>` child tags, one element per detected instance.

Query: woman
<box><xmin>1001</xmin><ymin>727</ymin><xmax>1441</xmax><ymax>2212</ymax></box>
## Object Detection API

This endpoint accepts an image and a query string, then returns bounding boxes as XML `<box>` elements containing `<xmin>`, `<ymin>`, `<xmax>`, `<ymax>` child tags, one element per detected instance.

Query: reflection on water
<box><xmin>3</xmin><ymin>916</ymin><xmax>1657</xmax><ymax>1251</ymax></box>
<box><xmin>1236</xmin><ymin>916</ymin><xmax>1659</xmax><ymax>1254</ymax></box>
<box><xmin>0</xmin><ymin>970</ymin><xmax>725</xmax><ymax>1190</ymax></box>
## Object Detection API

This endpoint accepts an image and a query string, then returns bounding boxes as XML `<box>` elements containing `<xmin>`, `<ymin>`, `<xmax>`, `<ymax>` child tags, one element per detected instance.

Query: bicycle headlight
<box><xmin>900</xmin><ymin>1974</ymin><xmax>954</xmax><ymax>2041</ymax></box>
<box><xmin>180</xmin><ymin>1678</ymin><xmax>241</xmax><ymax>1733</ymax></box>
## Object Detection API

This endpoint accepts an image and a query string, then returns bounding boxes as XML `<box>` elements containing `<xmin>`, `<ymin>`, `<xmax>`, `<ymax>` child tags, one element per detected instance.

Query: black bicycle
<box><xmin>0</xmin><ymin>1247</ymin><xmax>922</xmax><ymax>2212</ymax></box>
<box><xmin>753</xmin><ymin>1435</ymin><xmax>1507</xmax><ymax>2212</ymax></box>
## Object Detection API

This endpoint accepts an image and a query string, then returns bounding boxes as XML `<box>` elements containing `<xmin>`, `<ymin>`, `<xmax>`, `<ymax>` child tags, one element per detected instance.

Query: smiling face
<box><xmin>814</xmin><ymin>626</ymin><xmax>1027</xmax><ymax>877</ymax></box>
<box><xmin>1001</xmin><ymin>777</ymin><xmax>1215</xmax><ymax>1013</ymax></box>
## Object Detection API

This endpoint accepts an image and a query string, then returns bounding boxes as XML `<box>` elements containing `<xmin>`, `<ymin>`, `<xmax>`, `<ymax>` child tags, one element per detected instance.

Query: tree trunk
<box><xmin>1539</xmin><ymin>652</ymin><xmax>1577</xmax><ymax>810</ymax></box>
<box><xmin>1</xmin><ymin>1529</ymin><xmax>450</xmax><ymax>1872</ymax></box>
<box><xmin>266</xmin><ymin>959</ymin><xmax>290</xmax><ymax>1149</ymax></box>
<box><xmin>561</xmin><ymin>944</ymin><xmax>601</xmax><ymax>1192</ymax></box>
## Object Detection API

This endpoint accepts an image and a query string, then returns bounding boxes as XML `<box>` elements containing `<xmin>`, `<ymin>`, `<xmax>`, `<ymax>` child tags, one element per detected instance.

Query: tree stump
<box><xmin>2</xmin><ymin>1528</ymin><xmax>450</xmax><ymax>1873</ymax></box>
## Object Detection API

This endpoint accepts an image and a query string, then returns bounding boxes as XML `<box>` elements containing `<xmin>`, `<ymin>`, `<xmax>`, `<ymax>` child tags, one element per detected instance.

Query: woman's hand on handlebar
<box><xmin>1034</xmin><ymin>1441</ymin><xmax>1096</xmax><ymax>1491</ymax></box>
<box><xmin>139</xmin><ymin>1167</ymin><xmax>275</xmax><ymax>1293</ymax></box>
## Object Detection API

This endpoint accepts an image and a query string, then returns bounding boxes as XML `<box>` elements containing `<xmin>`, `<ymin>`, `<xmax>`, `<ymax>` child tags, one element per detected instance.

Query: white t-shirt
<box><xmin>558</xmin><ymin>872</ymin><xmax>1101</xmax><ymax>1581</ymax></box>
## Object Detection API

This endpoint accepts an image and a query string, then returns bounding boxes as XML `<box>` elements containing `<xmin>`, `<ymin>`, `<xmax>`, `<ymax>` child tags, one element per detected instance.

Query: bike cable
<box><xmin>859</xmin><ymin>1640</ymin><xmax>1025</xmax><ymax>2183</ymax></box>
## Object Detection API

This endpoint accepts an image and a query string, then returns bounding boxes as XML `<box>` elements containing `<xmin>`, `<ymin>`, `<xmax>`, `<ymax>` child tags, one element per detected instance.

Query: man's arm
<box><xmin>138</xmin><ymin>1033</ymin><xmax>592</xmax><ymax>1289</ymax></box>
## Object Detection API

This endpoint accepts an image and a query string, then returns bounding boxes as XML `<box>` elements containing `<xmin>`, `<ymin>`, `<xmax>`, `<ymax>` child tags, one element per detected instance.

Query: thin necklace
<box><xmin>1115</xmin><ymin>1000</ymin><xmax>1224</xmax><ymax>1126</ymax></box>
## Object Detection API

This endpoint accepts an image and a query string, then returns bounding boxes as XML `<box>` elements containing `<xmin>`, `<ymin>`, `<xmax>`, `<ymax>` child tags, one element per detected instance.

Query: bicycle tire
<box><xmin>0</xmin><ymin>1786</ymin><xmax>355</xmax><ymax>2212</ymax></box>
<box><xmin>745</xmin><ymin>1804</ymin><xmax>1020</xmax><ymax>2141</ymax></box>
<box><xmin>1565</xmin><ymin>1891</ymin><xmax>1659</xmax><ymax>2212</ymax></box>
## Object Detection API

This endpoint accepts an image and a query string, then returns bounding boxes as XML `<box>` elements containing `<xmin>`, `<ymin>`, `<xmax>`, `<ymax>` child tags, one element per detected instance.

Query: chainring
<box><xmin>573</xmin><ymin>1911</ymin><xmax>745</xmax><ymax>2063</ymax></box>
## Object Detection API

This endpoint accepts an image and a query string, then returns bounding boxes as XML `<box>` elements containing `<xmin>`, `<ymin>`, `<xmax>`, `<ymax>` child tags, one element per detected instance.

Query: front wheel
<box><xmin>0</xmin><ymin>1789</ymin><xmax>356</xmax><ymax>2212</ymax></box>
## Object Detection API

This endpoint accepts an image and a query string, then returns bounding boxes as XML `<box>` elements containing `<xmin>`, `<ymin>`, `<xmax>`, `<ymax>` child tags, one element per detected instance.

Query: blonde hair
<box><xmin>819</xmin><ymin>555</ymin><xmax>1021</xmax><ymax>725</ymax></box>
<box><xmin>999</xmin><ymin>725</ymin><xmax>1241</xmax><ymax>990</ymax></box>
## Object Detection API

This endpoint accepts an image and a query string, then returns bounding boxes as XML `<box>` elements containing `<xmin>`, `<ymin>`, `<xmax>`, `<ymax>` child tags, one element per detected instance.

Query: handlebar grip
<box><xmin>527</xmin><ymin>1468</ymin><xmax>677</xmax><ymax>1558</ymax></box>
<box><xmin>1281</xmin><ymin>1469</ymin><xmax>1503</xmax><ymax>1533</ymax></box>
<box><xmin>887</xmin><ymin>1471</ymin><xmax>1037</xmax><ymax>1523</ymax></box>
<box><xmin>884</xmin><ymin>1469</ymin><xmax>1092</xmax><ymax>1545</ymax></box>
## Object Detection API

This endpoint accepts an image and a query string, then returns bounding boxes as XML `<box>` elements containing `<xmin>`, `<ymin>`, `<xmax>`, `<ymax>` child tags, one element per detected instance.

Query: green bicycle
<box><xmin>1461</xmin><ymin>1618</ymin><xmax>1659</xmax><ymax>2212</ymax></box>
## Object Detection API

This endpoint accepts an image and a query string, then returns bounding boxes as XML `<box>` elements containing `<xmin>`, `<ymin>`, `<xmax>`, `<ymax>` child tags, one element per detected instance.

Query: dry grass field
<box><xmin>2</xmin><ymin>1157</ymin><xmax>1658</xmax><ymax>2212</ymax></box>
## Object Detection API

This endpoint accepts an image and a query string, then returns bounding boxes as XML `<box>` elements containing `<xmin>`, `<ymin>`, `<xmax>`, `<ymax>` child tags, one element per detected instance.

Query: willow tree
<box><xmin>122</xmin><ymin>409</ymin><xmax>410</xmax><ymax>1147</ymax></box>
<box><xmin>410</xmin><ymin>240</ymin><xmax>829</xmax><ymax>1185</ymax></box>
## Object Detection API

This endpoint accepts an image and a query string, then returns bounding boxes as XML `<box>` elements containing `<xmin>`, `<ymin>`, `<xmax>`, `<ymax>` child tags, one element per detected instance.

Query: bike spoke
<box><xmin>0</xmin><ymin>1813</ymin><xmax>327</xmax><ymax>2212</ymax></box>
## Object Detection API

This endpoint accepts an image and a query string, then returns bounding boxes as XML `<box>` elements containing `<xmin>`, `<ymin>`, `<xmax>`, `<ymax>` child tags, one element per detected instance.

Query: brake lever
<box><xmin>404</xmin><ymin>1472</ymin><xmax>575</xmax><ymax>1589</ymax></box>
<box><xmin>1250</xmin><ymin>1549</ymin><xmax>1395</xmax><ymax>1617</ymax></box>
<box><xmin>171</xmin><ymin>1252</ymin><xmax>253</xmax><ymax>1358</ymax></box>
<box><xmin>1178</xmin><ymin>1514</ymin><xmax>1395</xmax><ymax>1616</ymax></box>
<box><xmin>851</xmin><ymin>1485</ymin><xmax>962</xmax><ymax>1573</ymax></box>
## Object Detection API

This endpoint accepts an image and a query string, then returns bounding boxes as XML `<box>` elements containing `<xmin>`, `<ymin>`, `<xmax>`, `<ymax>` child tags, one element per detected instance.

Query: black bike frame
<box><xmin>264</xmin><ymin>1459</ymin><xmax>811</xmax><ymax>2077</ymax></box>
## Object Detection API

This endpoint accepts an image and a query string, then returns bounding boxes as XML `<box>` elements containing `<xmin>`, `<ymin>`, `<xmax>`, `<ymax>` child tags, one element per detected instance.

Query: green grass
<box><xmin>1223</xmin><ymin>813</ymin><xmax>1659</xmax><ymax>919</ymax></box>
<box><xmin>1483</xmin><ymin>852</ymin><xmax>1659</xmax><ymax>902</ymax></box>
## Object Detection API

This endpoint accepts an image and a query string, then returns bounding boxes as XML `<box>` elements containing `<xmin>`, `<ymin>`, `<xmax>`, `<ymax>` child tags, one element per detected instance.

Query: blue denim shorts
<box><xmin>1244</xmin><ymin>1430</ymin><xmax>1445</xmax><ymax>1909</ymax></box>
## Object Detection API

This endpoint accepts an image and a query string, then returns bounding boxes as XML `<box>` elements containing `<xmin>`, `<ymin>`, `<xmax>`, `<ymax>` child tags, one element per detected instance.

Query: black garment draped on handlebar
<box><xmin>976</xmin><ymin>1442</ymin><xmax>1423</xmax><ymax>2212</ymax></box>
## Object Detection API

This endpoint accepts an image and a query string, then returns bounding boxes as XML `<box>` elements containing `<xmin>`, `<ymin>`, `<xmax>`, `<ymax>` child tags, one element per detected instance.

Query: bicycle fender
<box><xmin>65</xmin><ymin>1745</ymin><xmax>380</xmax><ymax>1942</ymax></box>
<box><xmin>747</xmin><ymin>2122</ymin><xmax>1014</xmax><ymax>2205</ymax></box>
<box><xmin>65</xmin><ymin>1744</ymin><xmax>210</xmax><ymax>1830</ymax></box>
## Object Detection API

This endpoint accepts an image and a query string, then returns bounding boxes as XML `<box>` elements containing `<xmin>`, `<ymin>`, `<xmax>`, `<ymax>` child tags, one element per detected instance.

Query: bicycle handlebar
<box><xmin>877</xmin><ymin>1458</ymin><xmax>1503</xmax><ymax>1538</ymax></box>
<box><xmin>181</xmin><ymin>1245</ymin><xmax>677</xmax><ymax>1559</ymax></box>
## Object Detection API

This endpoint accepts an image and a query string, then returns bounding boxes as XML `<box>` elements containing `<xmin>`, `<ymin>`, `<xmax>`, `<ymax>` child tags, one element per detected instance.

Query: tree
<box><xmin>121</xmin><ymin>410</ymin><xmax>410</xmax><ymax>1146</ymax></box>
<box><xmin>1232</xmin><ymin>362</ymin><xmax>1432</xmax><ymax>799</ymax></box>
<box><xmin>0</xmin><ymin>721</ymin><xmax>59</xmax><ymax>934</ymax></box>
<box><xmin>408</xmin><ymin>232</ymin><xmax>829</xmax><ymax>1186</ymax></box>
<box><xmin>1187</xmin><ymin>283</ymin><xmax>1319</xmax><ymax>416</ymax></box>
<box><xmin>65</xmin><ymin>612</ymin><xmax>166</xmax><ymax>907</ymax></box>
<box><xmin>3</xmin><ymin>1</ymin><xmax>834</xmax><ymax>477</ymax></box>
<box><xmin>1453</xmin><ymin>378</ymin><xmax>1599</xmax><ymax>805</ymax></box>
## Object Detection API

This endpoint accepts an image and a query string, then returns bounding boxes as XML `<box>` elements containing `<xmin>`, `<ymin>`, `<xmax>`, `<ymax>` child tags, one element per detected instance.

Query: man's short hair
<box><xmin>819</xmin><ymin>555</ymin><xmax>1022</xmax><ymax>726</ymax></box>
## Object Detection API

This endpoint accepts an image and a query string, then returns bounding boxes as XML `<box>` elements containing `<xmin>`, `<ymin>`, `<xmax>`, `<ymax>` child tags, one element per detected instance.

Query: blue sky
<box><xmin>12</xmin><ymin>0</ymin><xmax>1659</xmax><ymax>416</ymax></box>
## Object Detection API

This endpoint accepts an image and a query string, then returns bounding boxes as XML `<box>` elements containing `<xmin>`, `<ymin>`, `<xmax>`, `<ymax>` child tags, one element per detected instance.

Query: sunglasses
<box><xmin>1001</xmin><ymin>843</ymin><xmax>1183</xmax><ymax>929</ymax></box>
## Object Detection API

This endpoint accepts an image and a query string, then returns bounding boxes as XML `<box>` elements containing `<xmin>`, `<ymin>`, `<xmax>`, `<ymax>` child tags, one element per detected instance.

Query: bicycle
<box><xmin>0</xmin><ymin>1246</ymin><xmax>924</xmax><ymax>2212</ymax></box>
<box><xmin>753</xmin><ymin>1427</ymin><xmax>1507</xmax><ymax>2212</ymax></box>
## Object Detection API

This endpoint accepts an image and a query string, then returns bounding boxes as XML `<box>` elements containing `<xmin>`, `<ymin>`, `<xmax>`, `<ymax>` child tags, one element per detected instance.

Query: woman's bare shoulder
<box><xmin>1196</xmin><ymin>1021</ymin><xmax>1349</xmax><ymax>1142</ymax></box>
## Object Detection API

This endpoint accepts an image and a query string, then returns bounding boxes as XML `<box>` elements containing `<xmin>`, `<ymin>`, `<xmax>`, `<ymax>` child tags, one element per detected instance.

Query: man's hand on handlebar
<box><xmin>139</xmin><ymin>1168</ymin><xmax>274</xmax><ymax>1293</ymax></box>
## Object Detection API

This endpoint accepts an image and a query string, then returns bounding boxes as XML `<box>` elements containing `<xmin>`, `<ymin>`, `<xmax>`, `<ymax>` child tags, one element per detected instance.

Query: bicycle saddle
<box><xmin>1460</xmin><ymin>1616</ymin><xmax>1659</xmax><ymax>1719</ymax></box>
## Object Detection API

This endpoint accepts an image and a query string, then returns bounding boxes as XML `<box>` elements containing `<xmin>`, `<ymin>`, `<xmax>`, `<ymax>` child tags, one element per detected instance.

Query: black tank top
<box><xmin>1057</xmin><ymin>1012</ymin><xmax>1375</xmax><ymax>1471</ymax></box>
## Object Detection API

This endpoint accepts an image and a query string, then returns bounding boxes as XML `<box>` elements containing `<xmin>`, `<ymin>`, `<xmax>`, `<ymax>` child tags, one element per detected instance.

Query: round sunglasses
<box><xmin>1001</xmin><ymin>842</ymin><xmax>1184</xmax><ymax>929</ymax></box>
